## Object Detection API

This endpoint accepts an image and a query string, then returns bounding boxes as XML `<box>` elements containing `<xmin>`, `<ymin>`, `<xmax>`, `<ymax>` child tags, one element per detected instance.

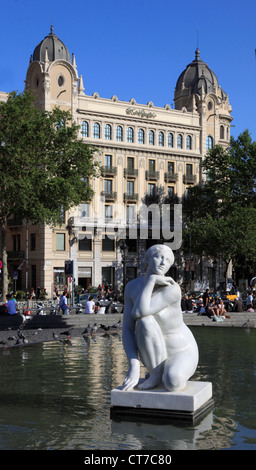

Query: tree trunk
<box><xmin>1</xmin><ymin>222</ymin><xmax>8</xmax><ymax>301</ymax></box>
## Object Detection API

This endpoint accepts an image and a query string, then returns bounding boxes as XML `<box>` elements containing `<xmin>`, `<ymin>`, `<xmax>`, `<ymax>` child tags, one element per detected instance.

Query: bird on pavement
<box><xmin>100</xmin><ymin>324</ymin><xmax>110</xmax><ymax>332</ymax></box>
<box><xmin>60</xmin><ymin>328</ymin><xmax>73</xmax><ymax>337</ymax></box>
<box><xmin>17</xmin><ymin>329</ymin><xmax>26</xmax><ymax>340</ymax></box>
<box><xmin>111</xmin><ymin>320</ymin><xmax>121</xmax><ymax>329</ymax></box>
<box><xmin>82</xmin><ymin>324</ymin><xmax>91</xmax><ymax>335</ymax></box>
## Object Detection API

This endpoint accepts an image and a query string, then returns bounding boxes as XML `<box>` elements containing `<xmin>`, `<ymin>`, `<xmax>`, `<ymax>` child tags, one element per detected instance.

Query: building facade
<box><xmin>1</xmin><ymin>27</ymin><xmax>232</xmax><ymax>296</ymax></box>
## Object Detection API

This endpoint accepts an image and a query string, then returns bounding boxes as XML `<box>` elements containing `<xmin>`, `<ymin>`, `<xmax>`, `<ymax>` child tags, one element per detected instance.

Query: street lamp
<box><xmin>212</xmin><ymin>259</ymin><xmax>217</xmax><ymax>293</ymax></box>
<box><xmin>120</xmin><ymin>240</ymin><xmax>129</xmax><ymax>294</ymax></box>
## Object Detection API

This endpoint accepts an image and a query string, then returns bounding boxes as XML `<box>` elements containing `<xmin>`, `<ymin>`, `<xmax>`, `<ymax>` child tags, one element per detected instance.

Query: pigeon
<box><xmin>16</xmin><ymin>338</ymin><xmax>24</xmax><ymax>345</ymax></box>
<box><xmin>52</xmin><ymin>332</ymin><xmax>59</xmax><ymax>340</ymax></box>
<box><xmin>17</xmin><ymin>329</ymin><xmax>26</xmax><ymax>340</ymax></box>
<box><xmin>92</xmin><ymin>323</ymin><xmax>98</xmax><ymax>333</ymax></box>
<box><xmin>82</xmin><ymin>324</ymin><xmax>91</xmax><ymax>335</ymax></box>
<box><xmin>100</xmin><ymin>324</ymin><xmax>110</xmax><ymax>332</ymax></box>
<box><xmin>60</xmin><ymin>328</ymin><xmax>73</xmax><ymax>337</ymax></box>
<box><xmin>111</xmin><ymin>320</ymin><xmax>121</xmax><ymax>329</ymax></box>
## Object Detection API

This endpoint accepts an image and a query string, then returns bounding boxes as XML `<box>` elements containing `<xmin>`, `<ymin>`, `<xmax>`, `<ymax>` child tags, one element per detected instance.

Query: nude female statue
<box><xmin>121</xmin><ymin>244</ymin><xmax>199</xmax><ymax>392</ymax></box>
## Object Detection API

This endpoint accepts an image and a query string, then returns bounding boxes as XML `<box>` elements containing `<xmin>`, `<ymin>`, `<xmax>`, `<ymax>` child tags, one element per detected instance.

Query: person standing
<box><xmin>59</xmin><ymin>291</ymin><xmax>69</xmax><ymax>315</ymax></box>
<box><xmin>246</xmin><ymin>291</ymin><xmax>254</xmax><ymax>311</ymax></box>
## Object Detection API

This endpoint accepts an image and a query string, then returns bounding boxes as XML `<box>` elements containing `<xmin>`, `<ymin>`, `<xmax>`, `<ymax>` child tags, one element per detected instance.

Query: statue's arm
<box><xmin>121</xmin><ymin>283</ymin><xmax>141</xmax><ymax>391</ymax></box>
<box><xmin>132</xmin><ymin>275</ymin><xmax>178</xmax><ymax>319</ymax></box>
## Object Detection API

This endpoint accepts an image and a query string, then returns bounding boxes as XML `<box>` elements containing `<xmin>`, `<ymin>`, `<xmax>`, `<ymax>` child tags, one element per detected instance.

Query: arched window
<box><xmin>138</xmin><ymin>128</ymin><xmax>145</xmax><ymax>144</ymax></box>
<box><xmin>149</xmin><ymin>130</ymin><xmax>154</xmax><ymax>145</ymax></box>
<box><xmin>158</xmin><ymin>131</ymin><xmax>164</xmax><ymax>147</ymax></box>
<box><xmin>177</xmin><ymin>134</ymin><xmax>183</xmax><ymax>149</ymax></box>
<box><xmin>93</xmin><ymin>122</ymin><xmax>100</xmax><ymax>139</ymax></box>
<box><xmin>105</xmin><ymin>124</ymin><xmax>111</xmax><ymax>140</ymax></box>
<box><xmin>116</xmin><ymin>125</ymin><xmax>123</xmax><ymax>142</ymax></box>
<box><xmin>186</xmin><ymin>135</ymin><xmax>192</xmax><ymax>150</ymax></box>
<box><xmin>206</xmin><ymin>135</ymin><xmax>213</xmax><ymax>149</ymax></box>
<box><xmin>220</xmin><ymin>125</ymin><xmax>224</xmax><ymax>139</ymax></box>
<box><xmin>81</xmin><ymin>121</ymin><xmax>89</xmax><ymax>137</ymax></box>
<box><xmin>168</xmin><ymin>133</ymin><xmax>173</xmax><ymax>148</ymax></box>
<box><xmin>127</xmin><ymin>127</ymin><xmax>134</xmax><ymax>143</ymax></box>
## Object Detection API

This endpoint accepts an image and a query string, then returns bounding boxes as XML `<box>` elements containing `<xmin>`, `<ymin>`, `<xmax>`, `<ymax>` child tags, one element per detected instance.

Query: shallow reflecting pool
<box><xmin>0</xmin><ymin>327</ymin><xmax>255</xmax><ymax>450</ymax></box>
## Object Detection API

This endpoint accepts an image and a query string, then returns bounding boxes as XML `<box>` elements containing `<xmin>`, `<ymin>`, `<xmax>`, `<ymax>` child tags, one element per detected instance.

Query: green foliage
<box><xmin>183</xmin><ymin>130</ymin><xmax>256</xmax><ymax>274</ymax></box>
<box><xmin>0</xmin><ymin>91</ymin><xmax>99</xmax><ymax>226</ymax></box>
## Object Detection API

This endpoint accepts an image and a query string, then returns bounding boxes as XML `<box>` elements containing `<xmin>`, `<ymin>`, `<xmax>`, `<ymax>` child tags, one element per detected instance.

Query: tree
<box><xmin>183</xmin><ymin>130</ymin><xmax>256</xmax><ymax>285</ymax></box>
<box><xmin>0</xmin><ymin>91</ymin><xmax>99</xmax><ymax>298</ymax></box>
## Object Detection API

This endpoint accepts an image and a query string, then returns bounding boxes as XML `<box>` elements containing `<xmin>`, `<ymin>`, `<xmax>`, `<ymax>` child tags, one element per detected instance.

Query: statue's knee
<box><xmin>163</xmin><ymin>367</ymin><xmax>186</xmax><ymax>392</ymax></box>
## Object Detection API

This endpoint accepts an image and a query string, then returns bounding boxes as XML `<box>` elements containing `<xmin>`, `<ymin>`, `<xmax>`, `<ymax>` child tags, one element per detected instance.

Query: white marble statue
<box><xmin>121</xmin><ymin>244</ymin><xmax>199</xmax><ymax>392</ymax></box>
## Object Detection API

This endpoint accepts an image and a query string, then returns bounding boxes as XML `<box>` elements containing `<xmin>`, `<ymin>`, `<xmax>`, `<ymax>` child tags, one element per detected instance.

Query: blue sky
<box><xmin>1</xmin><ymin>0</ymin><xmax>256</xmax><ymax>140</ymax></box>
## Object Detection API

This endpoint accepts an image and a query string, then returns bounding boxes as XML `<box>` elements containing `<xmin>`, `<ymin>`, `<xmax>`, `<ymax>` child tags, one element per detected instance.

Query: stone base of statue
<box><xmin>110</xmin><ymin>381</ymin><xmax>213</xmax><ymax>424</ymax></box>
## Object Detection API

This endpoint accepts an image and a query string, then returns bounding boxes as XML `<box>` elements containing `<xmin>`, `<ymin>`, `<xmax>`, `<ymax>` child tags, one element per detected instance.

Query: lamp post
<box><xmin>212</xmin><ymin>259</ymin><xmax>217</xmax><ymax>293</ymax></box>
<box><xmin>120</xmin><ymin>240</ymin><xmax>129</xmax><ymax>295</ymax></box>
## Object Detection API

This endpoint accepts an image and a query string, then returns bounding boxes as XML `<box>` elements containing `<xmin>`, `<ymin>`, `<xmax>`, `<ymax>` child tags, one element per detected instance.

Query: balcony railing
<box><xmin>164</xmin><ymin>172</ymin><xmax>178</xmax><ymax>183</ymax></box>
<box><xmin>124</xmin><ymin>168</ymin><xmax>138</xmax><ymax>178</ymax></box>
<box><xmin>101</xmin><ymin>166</ymin><xmax>117</xmax><ymax>176</ymax></box>
<box><xmin>164</xmin><ymin>194</ymin><xmax>180</xmax><ymax>204</ymax></box>
<box><xmin>145</xmin><ymin>170</ymin><xmax>160</xmax><ymax>181</ymax></box>
<box><xmin>101</xmin><ymin>191</ymin><xmax>117</xmax><ymax>201</ymax></box>
<box><xmin>124</xmin><ymin>193</ymin><xmax>139</xmax><ymax>202</ymax></box>
<box><xmin>7</xmin><ymin>251</ymin><xmax>25</xmax><ymax>259</ymax></box>
<box><xmin>7</xmin><ymin>218</ymin><xmax>23</xmax><ymax>227</ymax></box>
<box><xmin>183</xmin><ymin>174</ymin><xmax>196</xmax><ymax>184</ymax></box>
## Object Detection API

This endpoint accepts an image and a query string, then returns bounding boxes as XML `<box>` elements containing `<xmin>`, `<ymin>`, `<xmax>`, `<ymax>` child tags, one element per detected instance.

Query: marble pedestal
<box><xmin>111</xmin><ymin>381</ymin><xmax>213</xmax><ymax>423</ymax></box>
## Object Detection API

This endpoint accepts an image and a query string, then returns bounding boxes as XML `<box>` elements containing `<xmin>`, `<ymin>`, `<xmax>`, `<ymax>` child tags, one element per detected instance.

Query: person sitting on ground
<box><xmin>234</xmin><ymin>297</ymin><xmax>243</xmax><ymax>312</ymax></box>
<box><xmin>185</xmin><ymin>295</ymin><xmax>193</xmax><ymax>313</ymax></box>
<box><xmin>85</xmin><ymin>296</ymin><xmax>95</xmax><ymax>314</ymax></box>
<box><xmin>6</xmin><ymin>294</ymin><xmax>17</xmax><ymax>315</ymax></box>
<box><xmin>95</xmin><ymin>296</ymin><xmax>106</xmax><ymax>314</ymax></box>
<box><xmin>181</xmin><ymin>296</ymin><xmax>186</xmax><ymax>312</ymax></box>
<box><xmin>207</xmin><ymin>298</ymin><xmax>216</xmax><ymax>317</ymax></box>
<box><xmin>215</xmin><ymin>297</ymin><xmax>227</xmax><ymax>317</ymax></box>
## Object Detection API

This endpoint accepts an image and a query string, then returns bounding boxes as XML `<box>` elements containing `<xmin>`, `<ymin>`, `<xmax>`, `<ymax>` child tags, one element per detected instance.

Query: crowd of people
<box><xmin>181</xmin><ymin>286</ymin><xmax>256</xmax><ymax>319</ymax></box>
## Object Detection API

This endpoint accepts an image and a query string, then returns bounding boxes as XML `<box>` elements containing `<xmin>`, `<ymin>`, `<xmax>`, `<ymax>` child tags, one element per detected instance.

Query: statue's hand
<box><xmin>149</xmin><ymin>274</ymin><xmax>175</xmax><ymax>286</ymax></box>
<box><xmin>121</xmin><ymin>359</ymin><xmax>140</xmax><ymax>391</ymax></box>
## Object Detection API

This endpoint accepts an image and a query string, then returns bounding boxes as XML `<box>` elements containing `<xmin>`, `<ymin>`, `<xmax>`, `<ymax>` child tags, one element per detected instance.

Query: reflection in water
<box><xmin>0</xmin><ymin>328</ymin><xmax>255</xmax><ymax>449</ymax></box>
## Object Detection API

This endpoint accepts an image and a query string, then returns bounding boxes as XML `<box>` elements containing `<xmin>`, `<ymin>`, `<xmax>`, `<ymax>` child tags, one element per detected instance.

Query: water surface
<box><xmin>0</xmin><ymin>327</ymin><xmax>255</xmax><ymax>450</ymax></box>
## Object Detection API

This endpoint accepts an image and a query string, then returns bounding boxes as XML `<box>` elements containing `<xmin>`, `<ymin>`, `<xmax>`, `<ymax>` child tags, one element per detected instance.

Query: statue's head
<box><xmin>144</xmin><ymin>244</ymin><xmax>174</xmax><ymax>276</ymax></box>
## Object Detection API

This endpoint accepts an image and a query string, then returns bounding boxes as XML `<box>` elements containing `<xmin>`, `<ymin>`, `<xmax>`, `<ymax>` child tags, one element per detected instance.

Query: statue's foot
<box><xmin>137</xmin><ymin>374</ymin><xmax>161</xmax><ymax>390</ymax></box>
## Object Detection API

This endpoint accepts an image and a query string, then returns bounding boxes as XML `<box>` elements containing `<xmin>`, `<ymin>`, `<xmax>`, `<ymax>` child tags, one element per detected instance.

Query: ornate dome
<box><xmin>175</xmin><ymin>48</ymin><xmax>219</xmax><ymax>96</ymax></box>
<box><xmin>32</xmin><ymin>26</ymin><xmax>71</xmax><ymax>63</ymax></box>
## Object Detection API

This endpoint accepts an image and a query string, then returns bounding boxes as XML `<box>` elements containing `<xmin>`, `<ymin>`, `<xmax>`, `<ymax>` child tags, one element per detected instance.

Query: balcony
<box><xmin>145</xmin><ymin>193</ymin><xmax>160</xmax><ymax>205</ymax></box>
<box><xmin>164</xmin><ymin>194</ymin><xmax>180</xmax><ymax>204</ymax></box>
<box><xmin>101</xmin><ymin>166</ymin><xmax>117</xmax><ymax>176</ymax></box>
<box><xmin>124</xmin><ymin>168</ymin><xmax>138</xmax><ymax>178</ymax></box>
<box><xmin>145</xmin><ymin>170</ymin><xmax>159</xmax><ymax>181</ymax></box>
<box><xmin>164</xmin><ymin>172</ymin><xmax>178</xmax><ymax>183</ymax></box>
<box><xmin>183</xmin><ymin>174</ymin><xmax>196</xmax><ymax>184</ymax></box>
<box><xmin>7</xmin><ymin>251</ymin><xmax>25</xmax><ymax>259</ymax></box>
<box><xmin>7</xmin><ymin>218</ymin><xmax>23</xmax><ymax>227</ymax></box>
<box><xmin>124</xmin><ymin>193</ymin><xmax>139</xmax><ymax>202</ymax></box>
<box><xmin>101</xmin><ymin>191</ymin><xmax>117</xmax><ymax>201</ymax></box>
